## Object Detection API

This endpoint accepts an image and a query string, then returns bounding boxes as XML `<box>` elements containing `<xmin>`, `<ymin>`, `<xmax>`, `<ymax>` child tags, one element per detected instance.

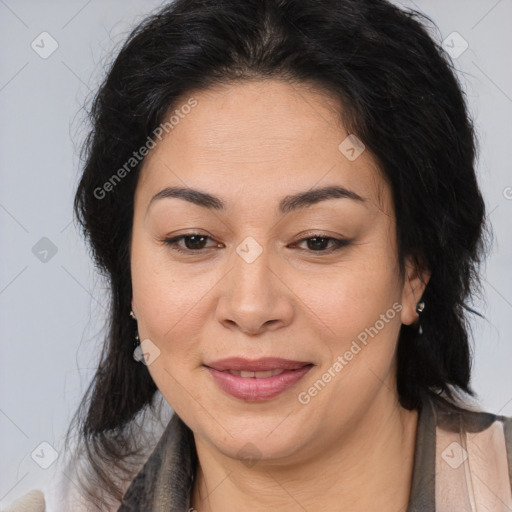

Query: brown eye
<box><xmin>294</xmin><ymin>235</ymin><xmax>350</xmax><ymax>253</ymax></box>
<box><xmin>163</xmin><ymin>234</ymin><xmax>220</xmax><ymax>253</ymax></box>
<box><xmin>305</xmin><ymin>237</ymin><xmax>331</xmax><ymax>251</ymax></box>
<box><xmin>181</xmin><ymin>235</ymin><xmax>208</xmax><ymax>250</ymax></box>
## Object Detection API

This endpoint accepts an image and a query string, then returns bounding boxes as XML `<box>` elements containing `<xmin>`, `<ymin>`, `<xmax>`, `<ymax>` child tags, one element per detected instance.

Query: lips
<box><xmin>204</xmin><ymin>357</ymin><xmax>314</xmax><ymax>401</ymax></box>
<box><xmin>205</xmin><ymin>357</ymin><xmax>311</xmax><ymax>372</ymax></box>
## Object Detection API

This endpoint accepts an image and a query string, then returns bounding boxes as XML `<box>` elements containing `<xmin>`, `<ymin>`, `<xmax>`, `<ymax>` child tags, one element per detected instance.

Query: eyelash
<box><xmin>162</xmin><ymin>233</ymin><xmax>350</xmax><ymax>255</ymax></box>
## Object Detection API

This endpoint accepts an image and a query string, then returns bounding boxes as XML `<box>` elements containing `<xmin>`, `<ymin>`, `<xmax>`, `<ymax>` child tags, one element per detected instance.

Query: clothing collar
<box><xmin>118</xmin><ymin>397</ymin><xmax>438</xmax><ymax>511</ymax></box>
<box><xmin>117</xmin><ymin>412</ymin><xmax>197</xmax><ymax>511</ymax></box>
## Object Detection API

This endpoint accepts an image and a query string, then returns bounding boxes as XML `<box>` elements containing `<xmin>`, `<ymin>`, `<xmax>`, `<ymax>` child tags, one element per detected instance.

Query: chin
<box><xmin>200</xmin><ymin>417</ymin><xmax>310</xmax><ymax>464</ymax></box>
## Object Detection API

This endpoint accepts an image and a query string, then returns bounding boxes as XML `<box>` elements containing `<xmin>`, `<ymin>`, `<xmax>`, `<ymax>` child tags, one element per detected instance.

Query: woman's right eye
<box><xmin>163</xmin><ymin>234</ymin><xmax>221</xmax><ymax>254</ymax></box>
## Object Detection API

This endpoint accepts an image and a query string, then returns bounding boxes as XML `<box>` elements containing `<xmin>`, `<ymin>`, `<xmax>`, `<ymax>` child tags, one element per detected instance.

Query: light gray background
<box><xmin>1</xmin><ymin>0</ymin><xmax>511</xmax><ymax>508</ymax></box>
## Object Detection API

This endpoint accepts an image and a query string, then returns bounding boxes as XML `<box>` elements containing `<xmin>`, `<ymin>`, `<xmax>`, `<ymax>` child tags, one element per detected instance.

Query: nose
<box><xmin>215</xmin><ymin>242</ymin><xmax>295</xmax><ymax>335</ymax></box>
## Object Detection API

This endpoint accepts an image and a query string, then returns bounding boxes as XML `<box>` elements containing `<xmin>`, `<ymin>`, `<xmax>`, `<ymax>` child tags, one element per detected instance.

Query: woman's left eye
<box><xmin>162</xmin><ymin>233</ymin><xmax>349</xmax><ymax>254</ymax></box>
<box><xmin>293</xmin><ymin>236</ymin><xmax>350</xmax><ymax>253</ymax></box>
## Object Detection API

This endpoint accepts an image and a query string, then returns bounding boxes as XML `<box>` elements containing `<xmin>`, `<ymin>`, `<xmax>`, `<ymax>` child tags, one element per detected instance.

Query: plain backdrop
<box><xmin>1</xmin><ymin>0</ymin><xmax>511</xmax><ymax>508</ymax></box>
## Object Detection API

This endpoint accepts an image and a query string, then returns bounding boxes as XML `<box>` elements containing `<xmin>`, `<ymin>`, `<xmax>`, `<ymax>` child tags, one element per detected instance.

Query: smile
<box><xmin>204</xmin><ymin>357</ymin><xmax>314</xmax><ymax>401</ymax></box>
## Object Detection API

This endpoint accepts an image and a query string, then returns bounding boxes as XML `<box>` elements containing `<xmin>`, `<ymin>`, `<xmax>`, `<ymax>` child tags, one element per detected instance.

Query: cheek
<box><xmin>130</xmin><ymin>242</ymin><xmax>210</xmax><ymax>411</ymax></box>
<box><xmin>130</xmin><ymin>238</ymin><xmax>217</xmax><ymax>356</ymax></box>
<box><xmin>296</xmin><ymin>256</ymin><xmax>402</xmax><ymax>340</ymax></box>
<box><xmin>293</xmin><ymin>253</ymin><xmax>404</xmax><ymax>408</ymax></box>
<box><xmin>297</xmin><ymin>270</ymin><xmax>403</xmax><ymax>417</ymax></box>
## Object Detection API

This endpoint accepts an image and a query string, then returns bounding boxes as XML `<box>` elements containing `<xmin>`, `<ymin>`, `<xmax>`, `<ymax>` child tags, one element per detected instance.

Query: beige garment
<box><xmin>0</xmin><ymin>491</ymin><xmax>45</xmax><ymax>512</ymax></box>
<box><xmin>434</xmin><ymin>400</ymin><xmax>512</xmax><ymax>511</ymax></box>
<box><xmin>408</xmin><ymin>395</ymin><xmax>512</xmax><ymax>511</ymax></box>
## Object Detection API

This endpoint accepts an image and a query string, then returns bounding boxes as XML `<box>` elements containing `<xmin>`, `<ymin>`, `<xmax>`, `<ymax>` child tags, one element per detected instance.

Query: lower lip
<box><xmin>205</xmin><ymin>365</ymin><xmax>313</xmax><ymax>401</ymax></box>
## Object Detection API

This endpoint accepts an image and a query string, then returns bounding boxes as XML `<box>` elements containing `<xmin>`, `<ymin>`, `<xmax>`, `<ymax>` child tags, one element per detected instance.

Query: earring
<box><xmin>416</xmin><ymin>301</ymin><xmax>425</xmax><ymax>335</ymax></box>
<box><xmin>130</xmin><ymin>310</ymin><xmax>140</xmax><ymax>348</ymax></box>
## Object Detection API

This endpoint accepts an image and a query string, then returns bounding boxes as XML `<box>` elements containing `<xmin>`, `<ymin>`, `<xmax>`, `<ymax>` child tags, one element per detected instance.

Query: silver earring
<box><xmin>416</xmin><ymin>301</ymin><xmax>425</xmax><ymax>335</ymax></box>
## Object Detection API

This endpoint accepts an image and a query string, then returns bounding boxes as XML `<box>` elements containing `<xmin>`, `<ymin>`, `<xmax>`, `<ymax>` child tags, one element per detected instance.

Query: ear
<box><xmin>400</xmin><ymin>254</ymin><xmax>431</xmax><ymax>326</ymax></box>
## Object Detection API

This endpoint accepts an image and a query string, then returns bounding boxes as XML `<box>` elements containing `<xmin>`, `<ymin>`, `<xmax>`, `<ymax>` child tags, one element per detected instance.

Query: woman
<box><xmin>6</xmin><ymin>0</ymin><xmax>510</xmax><ymax>510</ymax></box>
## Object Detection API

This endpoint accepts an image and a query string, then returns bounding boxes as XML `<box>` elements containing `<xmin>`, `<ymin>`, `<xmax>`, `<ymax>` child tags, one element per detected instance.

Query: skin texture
<box><xmin>130</xmin><ymin>79</ymin><xmax>430</xmax><ymax>511</ymax></box>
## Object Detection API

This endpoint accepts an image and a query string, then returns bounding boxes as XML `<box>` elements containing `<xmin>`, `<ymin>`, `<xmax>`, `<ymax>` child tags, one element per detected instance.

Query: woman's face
<box><xmin>130</xmin><ymin>79</ymin><xmax>427</xmax><ymax>464</ymax></box>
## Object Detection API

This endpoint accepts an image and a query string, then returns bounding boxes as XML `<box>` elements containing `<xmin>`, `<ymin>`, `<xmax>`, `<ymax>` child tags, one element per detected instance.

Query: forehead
<box><xmin>136</xmin><ymin>79</ymin><xmax>389</xmax><ymax>214</ymax></box>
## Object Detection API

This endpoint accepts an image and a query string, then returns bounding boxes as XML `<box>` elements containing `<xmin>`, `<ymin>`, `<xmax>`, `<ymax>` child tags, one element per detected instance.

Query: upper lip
<box><xmin>205</xmin><ymin>357</ymin><xmax>312</xmax><ymax>372</ymax></box>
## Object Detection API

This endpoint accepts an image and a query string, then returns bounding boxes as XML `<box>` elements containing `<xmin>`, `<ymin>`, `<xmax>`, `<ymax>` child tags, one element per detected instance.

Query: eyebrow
<box><xmin>147</xmin><ymin>185</ymin><xmax>365</xmax><ymax>215</ymax></box>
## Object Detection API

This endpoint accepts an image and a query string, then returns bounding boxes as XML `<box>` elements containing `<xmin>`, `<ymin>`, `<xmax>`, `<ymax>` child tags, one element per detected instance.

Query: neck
<box><xmin>191</xmin><ymin>391</ymin><xmax>419</xmax><ymax>512</ymax></box>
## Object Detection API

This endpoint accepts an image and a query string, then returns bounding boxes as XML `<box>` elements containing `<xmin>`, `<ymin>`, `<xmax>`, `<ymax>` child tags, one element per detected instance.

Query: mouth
<box><xmin>205</xmin><ymin>356</ymin><xmax>313</xmax><ymax>372</ymax></box>
<box><xmin>204</xmin><ymin>357</ymin><xmax>314</xmax><ymax>401</ymax></box>
<box><xmin>221</xmin><ymin>368</ymin><xmax>290</xmax><ymax>378</ymax></box>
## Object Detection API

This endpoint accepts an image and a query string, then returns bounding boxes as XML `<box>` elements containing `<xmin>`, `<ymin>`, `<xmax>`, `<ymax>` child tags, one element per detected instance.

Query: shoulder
<box><xmin>0</xmin><ymin>490</ymin><xmax>45</xmax><ymax>512</ymax></box>
<box><xmin>429</xmin><ymin>393</ymin><xmax>512</xmax><ymax>436</ymax></box>
<box><xmin>427</xmin><ymin>394</ymin><xmax>512</xmax><ymax>510</ymax></box>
